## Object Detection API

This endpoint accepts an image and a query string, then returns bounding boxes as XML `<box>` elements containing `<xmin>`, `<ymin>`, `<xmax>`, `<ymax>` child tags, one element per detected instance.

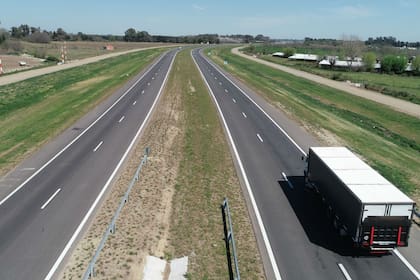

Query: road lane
<box><xmin>0</xmin><ymin>49</ymin><xmax>178</xmax><ymax>280</ymax></box>
<box><xmin>192</xmin><ymin>48</ymin><xmax>419</xmax><ymax>280</ymax></box>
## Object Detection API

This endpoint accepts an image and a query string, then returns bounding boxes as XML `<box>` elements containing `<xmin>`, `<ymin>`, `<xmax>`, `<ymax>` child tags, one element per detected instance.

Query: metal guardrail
<box><xmin>82</xmin><ymin>147</ymin><xmax>150</xmax><ymax>280</ymax></box>
<box><xmin>221</xmin><ymin>198</ymin><xmax>240</xmax><ymax>280</ymax></box>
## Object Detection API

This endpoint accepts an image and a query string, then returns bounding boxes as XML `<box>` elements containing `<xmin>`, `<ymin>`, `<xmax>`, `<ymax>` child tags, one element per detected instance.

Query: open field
<box><xmin>20</xmin><ymin>41</ymin><xmax>173</xmax><ymax>60</ymax></box>
<box><xmin>242</xmin><ymin>45</ymin><xmax>420</xmax><ymax>104</ymax></box>
<box><xmin>0</xmin><ymin>48</ymin><xmax>165</xmax><ymax>176</ymax></box>
<box><xmin>207</xmin><ymin>46</ymin><xmax>420</xmax><ymax>204</ymax></box>
<box><xmin>61</xmin><ymin>48</ymin><xmax>264</xmax><ymax>279</ymax></box>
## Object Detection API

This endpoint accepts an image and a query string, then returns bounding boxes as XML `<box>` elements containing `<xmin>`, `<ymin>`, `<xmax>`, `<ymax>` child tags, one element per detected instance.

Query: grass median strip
<box><xmin>207</xmin><ymin>46</ymin><xmax>419</xmax><ymax>203</ymax></box>
<box><xmin>0</xmin><ymin>48</ymin><xmax>165</xmax><ymax>175</ymax></box>
<box><xmin>60</xmin><ymin>48</ymin><xmax>264</xmax><ymax>279</ymax></box>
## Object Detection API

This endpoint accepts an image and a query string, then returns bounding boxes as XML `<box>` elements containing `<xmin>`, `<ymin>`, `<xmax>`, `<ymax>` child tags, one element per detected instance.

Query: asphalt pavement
<box><xmin>192</xmin><ymin>48</ymin><xmax>420</xmax><ymax>280</ymax></box>
<box><xmin>0</xmin><ymin>49</ymin><xmax>178</xmax><ymax>280</ymax></box>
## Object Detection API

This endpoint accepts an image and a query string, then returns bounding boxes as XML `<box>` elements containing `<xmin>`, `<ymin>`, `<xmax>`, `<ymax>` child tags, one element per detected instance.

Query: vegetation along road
<box><xmin>232</xmin><ymin>47</ymin><xmax>420</xmax><ymax>118</ymax></box>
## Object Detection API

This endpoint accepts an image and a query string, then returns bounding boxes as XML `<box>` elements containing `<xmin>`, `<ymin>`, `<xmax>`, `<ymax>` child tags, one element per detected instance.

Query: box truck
<box><xmin>304</xmin><ymin>147</ymin><xmax>414</xmax><ymax>251</ymax></box>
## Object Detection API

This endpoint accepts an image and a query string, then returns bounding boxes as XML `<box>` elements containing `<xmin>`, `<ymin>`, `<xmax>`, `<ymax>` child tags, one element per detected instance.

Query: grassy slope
<box><xmin>207</xmin><ymin>47</ymin><xmax>420</xmax><ymax>202</ymax></box>
<box><xmin>0</xmin><ymin>48</ymin><xmax>165</xmax><ymax>175</ymax></box>
<box><xmin>168</xmin><ymin>49</ymin><xmax>264</xmax><ymax>279</ymax></box>
<box><xmin>261</xmin><ymin>55</ymin><xmax>420</xmax><ymax>104</ymax></box>
<box><xmin>242</xmin><ymin>44</ymin><xmax>420</xmax><ymax>104</ymax></box>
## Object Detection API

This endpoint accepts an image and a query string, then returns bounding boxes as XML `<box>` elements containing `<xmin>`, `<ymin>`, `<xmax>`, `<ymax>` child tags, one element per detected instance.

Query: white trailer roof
<box><xmin>311</xmin><ymin>147</ymin><xmax>413</xmax><ymax>204</ymax></box>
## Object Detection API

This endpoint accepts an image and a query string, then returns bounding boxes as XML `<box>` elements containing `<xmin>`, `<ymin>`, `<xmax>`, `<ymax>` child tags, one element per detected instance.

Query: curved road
<box><xmin>192</xmin><ymin>48</ymin><xmax>420</xmax><ymax>280</ymax></box>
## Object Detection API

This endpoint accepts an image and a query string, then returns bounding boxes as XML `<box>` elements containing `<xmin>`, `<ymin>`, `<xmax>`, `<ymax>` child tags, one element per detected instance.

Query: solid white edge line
<box><xmin>256</xmin><ymin>133</ymin><xmax>264</xmax><ymax>142</ymax></box>
<box><xmin>242</xmin><ymin>112</ymin><xmax>247</xmax><ymax>118</ymax></box>
<box><xmin>337</xmin><ymin>263</ymin><xmax>352</xmax><ymax>280</ymax></box>
<box><xmin>43</xmin><ymin>51</ymin><xmax>177</xmax><ymax>280</ymax></box>
<box><xmin>141</xmin><ymin>90</ymin><xmax>145</xmax><ymax>94</ymax></box>
<box><xmin>133</xmin><ymin>100</ymin><xmax>137</xmax><ymax>105</ymax></box>
<box><xmin>118</xmin><ymin>116</ymin><xmax>125</xmax><ymax>123</ymax></box>
<box><xmin>200</xmin><ymin>50</ymin><xmax>307</xmax><ymax>156</ymax></box>
<box><xmin>191</xmin><ymin>50</ymin><xmax>282</xmax><ymax>280</ymax></box>
<box><xmin>40</xmin><ymin>188</ymin><xmax>61</xmax><ymax>210</ymax></box>
<box><xmin>225</xmin><ymin>89</ymin><xmax>228</xmax><ymax>93</ymax></box>
<box><xmin>393</xmin><ymin>249</ymin><xmax>420</xmax><ymax>279</ymax></box>
<box><xmin>0</xmin><ymin>51</ymin><xmax>167</xmax><ymax>207</ymax></box>
<box><xmin>93</xmin><ymin>141</ymin><xmax>103</xmax><ymax>152</ymax></box>
<box><xmin>281</xmin><ymin>172</ymin><xmax>294</xmax><ymax>189</ymax></box>
<box><xmin>232</xmin><ymin>98</ymin><xmax>236</xmax><ymax>103</ymax></box>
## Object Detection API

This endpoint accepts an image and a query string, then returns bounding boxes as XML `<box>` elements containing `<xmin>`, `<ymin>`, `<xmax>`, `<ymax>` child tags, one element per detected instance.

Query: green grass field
<box><xmin>260</xmin><ymin>55</ymin><xmax>420</xmax><ymax>104</ymax></box>
<box><xmin>168</xmin><ymin>49</ymin><xmax>264</xmax><ymax>279</ymax></box>
<box><xmin>207</xmin><ymin>46</ymin><xmax>420</xmax><ymax>203</ymax></box>
<box><xmin>242</xmin><ymin>44</ymin><xmax>420</xmax><ymax>104</ymax></box>
<box><xmin>0</xmin><ymin>48</ymin><xmax>166</xmax><ymax>175</ymax></box>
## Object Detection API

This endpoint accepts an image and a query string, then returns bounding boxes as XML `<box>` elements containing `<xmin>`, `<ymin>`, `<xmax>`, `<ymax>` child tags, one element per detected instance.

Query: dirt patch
<box><xmin>69</xmin><ymin>76</ymin><xmax>110</xmax><ymax>92</ymax></box>
<box><xmin>0</xmin><ymin>54</ymin><xmax>44</xmax><ymax>73</ymax></box>
<box><xmin>60</xmin><ymin>66</ymin><xmax>184</xmax><ymax>279</ymax></box>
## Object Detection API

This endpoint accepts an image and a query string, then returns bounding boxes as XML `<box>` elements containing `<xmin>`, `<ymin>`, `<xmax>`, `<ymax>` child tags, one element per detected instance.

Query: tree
<box><xmin>363</xmin><ymin>52</ymin><xmax>376</xmax><ymax>72</ymax></box>
<box><xmin>381</xmin><ymin>55</ymin><xmax>394</xmax><ymax>73</ymax></box>
<box><xmin>342</xmin><ymin>34</ymin><xmax>364</xmax><ymax>69</ymax></box>
<box><xmin>28</xmin><ymin>31</ymin><xmax>51</xmax><ymax>43</ymax></box>
<box><xmin>392</xmin><ymin>56</ymin><xmax>407</xmax><ymax>74</ymax></box>
<box><xmin>283</xmin><ymin>47</ymin><xmax>295</xmax><ymax>58</ymax></box>
<box><xmin>124</xmin><ymin>28</ymin><xmax>137</xmax><ymax>42</ymax></box>
<box><xmin>412</xmin><ymin>56</ymin><xmax>420</xmax><ymax>75</ymax></box>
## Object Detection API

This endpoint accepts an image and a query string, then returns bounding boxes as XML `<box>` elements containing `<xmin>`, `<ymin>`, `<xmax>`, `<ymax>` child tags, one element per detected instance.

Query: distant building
<box><xmin>288</xmin><ymin>53</ymin><xmax>319</xmax><ymax>61</ymax></box>
<box><xmin>103</xmin><ymin>45</ymin><xmax>114</xmax><ymax>51</ymax></box>
<box><xmin>272</xmin><ymin>52</ymin><xmax>285</xmax><ymax>57</ymax></box>
<box><xmin>319</xmin><ymin>59</ymin><xmax>363</xmax><ymax>68</ymax></box>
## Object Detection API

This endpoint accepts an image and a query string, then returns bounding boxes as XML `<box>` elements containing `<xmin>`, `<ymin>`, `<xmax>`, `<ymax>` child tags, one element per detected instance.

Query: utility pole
<box><xmin>61</xmin><ymin>41</ymin><xmax>67</xmax><ymax>63</ymax></box>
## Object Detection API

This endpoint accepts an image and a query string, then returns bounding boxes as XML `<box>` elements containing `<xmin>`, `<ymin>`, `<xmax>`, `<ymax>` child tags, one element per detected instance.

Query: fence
<box><xmin>221</xmin><ymin>198</ymin><xmax>240</xmax><ymax>280</ymax></box>
<box><xmin>82</xmin><ymin>147</ymin><xmax>150</xmax><ymax>280</ymax></box>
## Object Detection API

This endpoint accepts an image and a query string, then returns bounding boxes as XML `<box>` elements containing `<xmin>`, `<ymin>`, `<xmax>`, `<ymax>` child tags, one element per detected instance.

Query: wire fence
<box><xmin>221</xmin><ymin>197</ymin><xmax>240</xmax><ymax>280</ymax></box>
<box><xmin>82</xmin><ymin>147</ymin><xmax>150</xmax><ymax>280</ymax></box>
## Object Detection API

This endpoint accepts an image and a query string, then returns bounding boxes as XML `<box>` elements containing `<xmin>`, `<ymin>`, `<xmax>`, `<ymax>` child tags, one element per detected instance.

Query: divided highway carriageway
<box><xmin>192</xmin><ymin>48</ymin><xmax>420</xmax><ymax>280</ymax></box>
<box><xmin>0</xmin><ymin>49</ymin><xmax>178</xmax><ymax>280</ymax></box>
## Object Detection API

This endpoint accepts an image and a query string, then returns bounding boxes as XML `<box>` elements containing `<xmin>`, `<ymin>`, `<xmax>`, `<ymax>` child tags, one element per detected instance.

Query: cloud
<box><xmin>192</xmin><ymin>4</ymin><xmax>205</xmax><ymax>11</ymax></box>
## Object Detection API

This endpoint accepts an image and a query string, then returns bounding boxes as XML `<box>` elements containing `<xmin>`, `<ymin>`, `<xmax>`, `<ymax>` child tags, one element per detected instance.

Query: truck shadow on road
<box><xmin>279</xmin><ymin>176</ymin><xmax>384</xmax><ymax>258</ymax></box>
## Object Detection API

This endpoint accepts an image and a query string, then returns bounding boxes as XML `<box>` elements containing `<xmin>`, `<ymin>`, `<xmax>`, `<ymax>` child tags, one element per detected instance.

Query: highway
<box><xmin>192</xmin><ymin>48</ymin><xmax>420</xmax><ymax>280</ymax></box>
<box><xmin>0</xmin><ymin>48</ymin><xmax>177</xmax><ymax>280</ymax></box>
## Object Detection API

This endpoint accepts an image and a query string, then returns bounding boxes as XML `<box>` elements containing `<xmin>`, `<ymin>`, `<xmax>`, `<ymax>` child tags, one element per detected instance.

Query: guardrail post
<box><xmin>221</xmin><ymin>199</ymin><xmax>234</xmax><ymax>280</ymax></box>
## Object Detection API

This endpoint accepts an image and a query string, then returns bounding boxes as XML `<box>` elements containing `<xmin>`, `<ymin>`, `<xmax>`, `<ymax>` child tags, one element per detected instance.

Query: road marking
<box><xmin>219</xmin><ymin>82</ymin><xmax>222</xmax><ymax>85</ymax></box>
<box><xmin>147</xmin><ymin>82</ymin><xmax>150</xmax><ymax>86</ymax></box>
<box><xmin>211</xmin><ymin>72</ymin><xmax>213</xmax><ymax>75</ymax></box>
<box><xmin>225</xmin><ymin>89</ymin><xmax>228</xmax><ymax>93</ymax></box>
<box><xmin>152</xmin><ymin>77</ymin><xmax>155</xmax><ymax>80</ymax></box>
<box><xmin>141</xmin><ymin>90</ymin><xmax>145</xmax><ymax>94</ymax></box>
<box><xmin>281</xmin><ymin>172</ymin><xmax>294</xmax><ymax>189</ymax></box>
<box><xmin>215</xmin><ymin>77</ymin><xmax>217</xmax><ymax>80</ymax></box>
<box><xmin>118</xmin><ymin>116</ymin><xmax>125</xmax><ymax>123</ymax></box>
<box><xmin>232</xmin><ymin>98</ymin><xmax>236</xmax><ymax>103</ymax></box>
<box><xmin>133</xmin><ymin>100</ymin><xmax>137</xmax><ymax>106</ymax></box>
<box><xmin>242</xmin><ymin>112</ymin><xmax>247</xmax><ymax>118</ymax></box>
<box><xmin>192</xmin><ymin>51</ymin><xmax>282</xmax><ymax>280</ymax></box>
<box><xmin>200</xmin><ymin>50</ymin><xmax>307</xmax><ymax>156</ymax></box>
<box><xmin>394</xmin><ymin>249</ymin><xmax>420</xmax><ymax>279</ymax></box>
<box><xmin>20</xmin><ymin>167</ymin><xmax>36</xmax><ymax>171</ymax></box>
<box><xmin>93</xmin><ymin>141</ymin><xmax>103</xmax><ymax>152</ymax></box>
<box><xmin>257</xmin><ymin>133</ymin><xmax>264</xmax><ymax>142</ymax></box>
<box><xmin>44</xmin><ymin>50</ymin><xmax>178</xmax><ymax>280</ymax></box>
<box><xmin>40</xmin><ymin>188</ymin><xmax>61</xmax><ymax>210</ymax></box>
<box><xmin>337</xmin><ymin>263</ymin><xmax>352</xmax><ymax>280</ymax></box>
<box><xmin>0</xmin><ymin>50</ymin><xmax>167</xmax><ymax>207</ymax></box>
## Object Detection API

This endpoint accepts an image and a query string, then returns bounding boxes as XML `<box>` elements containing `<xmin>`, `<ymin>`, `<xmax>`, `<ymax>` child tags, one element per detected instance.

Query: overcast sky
<box><xmin>1</xmin><ymin>0</ymin><xmax>418</xmax><ymax>41</ymax></box>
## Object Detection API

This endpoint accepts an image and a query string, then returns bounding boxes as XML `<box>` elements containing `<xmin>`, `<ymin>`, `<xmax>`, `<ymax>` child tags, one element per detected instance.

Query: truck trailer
<box><xmin>304</xmin><ymin>147</ymin><xmax>414</xmax><ymax>251</ymax></box>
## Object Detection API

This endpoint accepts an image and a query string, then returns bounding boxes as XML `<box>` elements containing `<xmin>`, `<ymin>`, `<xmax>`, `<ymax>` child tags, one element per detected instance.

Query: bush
<box><xmin>362</xmin><ymin>52</ymin><xmax>376</xmax><ymax>72</ymax></box>
<box><xmin>45</xmin><ymin>55</ymin><xmax>59</xmax><ymax>62</ymax></box>
<box><xmin>381</xmin><ymin>55</ymin><xmax>407</xmax><ymax>74</ymax></box>
<box><xmin>283</xmin><ymin>47</ymin><xmax>296</xmax><ymax>58</ymax></box>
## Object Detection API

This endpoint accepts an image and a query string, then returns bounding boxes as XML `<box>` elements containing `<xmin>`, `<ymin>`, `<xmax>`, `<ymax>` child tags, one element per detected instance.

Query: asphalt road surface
<box><xmin>192</xmin><ymin>48</ymin><xmax>420</xmax><ymax>280</ymax></box>
<box><xmin>0</xmin><ymin>49</ymin><xmax>178</xmax><ymax>280</ymax></box>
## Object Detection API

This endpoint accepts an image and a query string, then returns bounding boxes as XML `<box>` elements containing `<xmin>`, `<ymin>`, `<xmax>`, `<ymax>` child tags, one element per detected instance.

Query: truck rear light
<box><xmin>397</xmin><ymin>226</ymin><xmax>402</xmax><ymax>246</ymax></box>
<box><xmin>370</xmin><ymin>226</ymin><xmax>375</xmax><ymax>245</ymax></box>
